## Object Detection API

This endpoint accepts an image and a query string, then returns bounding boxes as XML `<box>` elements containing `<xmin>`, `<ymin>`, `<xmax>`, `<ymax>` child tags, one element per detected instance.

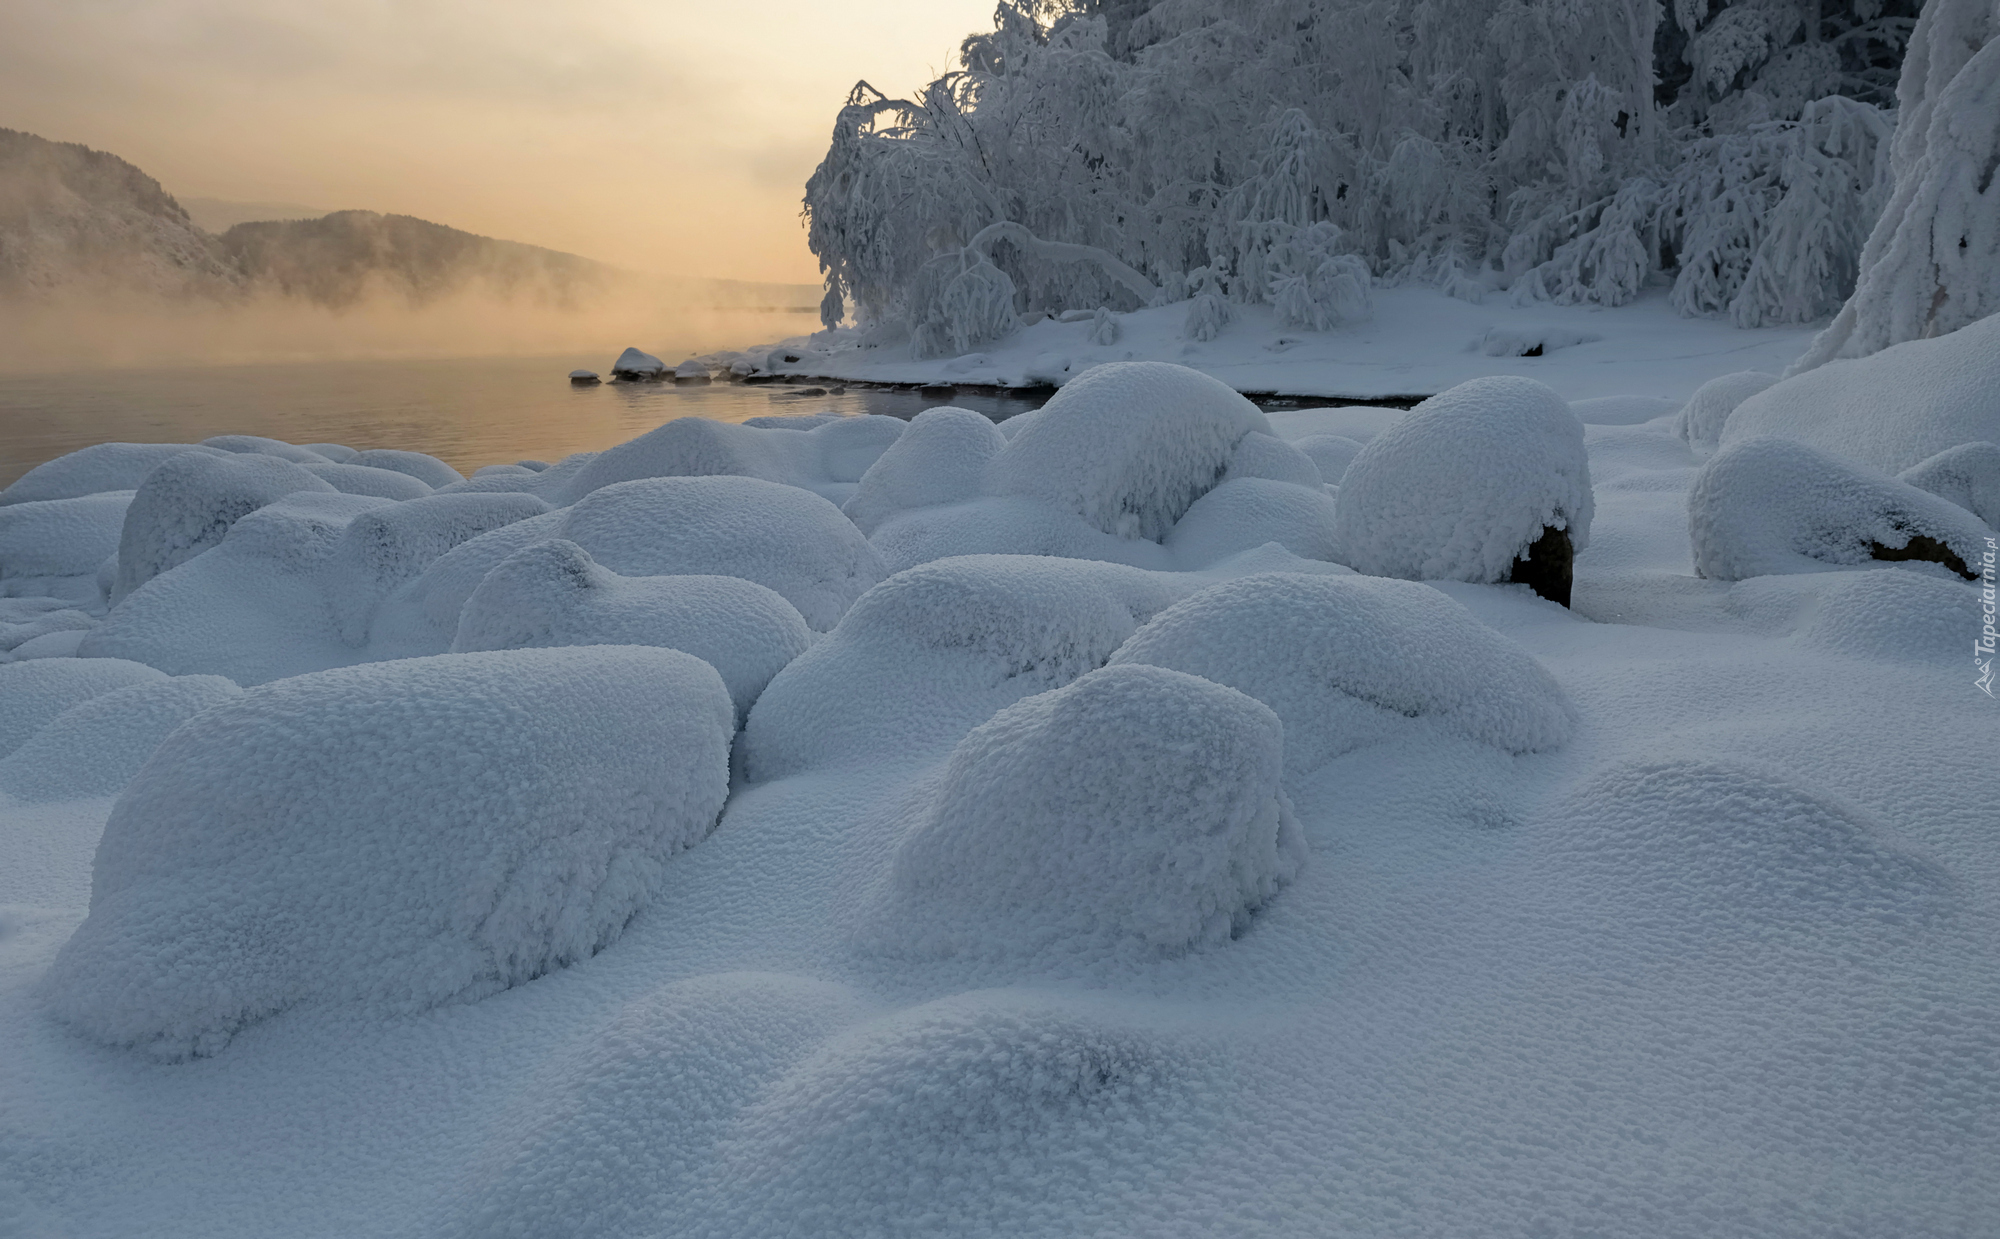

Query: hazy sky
<box><xmin>0</xmin><ymin>0</ymin><xmax>999</xmax><ymax>284</ymax></box>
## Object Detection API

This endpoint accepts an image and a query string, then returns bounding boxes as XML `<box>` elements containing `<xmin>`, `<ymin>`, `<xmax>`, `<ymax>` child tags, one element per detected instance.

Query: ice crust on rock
<box><xmin>551</xmin><ymin>476</ymin><xmax>885</xmax><ymax>630</ymax></box>
<box><xmin>0</xmin><ymin>491</ymin><xmax>133</xmax><ymax>581</ymax></box>
<box><xmin>43</xmin><ymin>646</ymin><xmax>735</xmax><ymax>1060</ymax></box>
<box><xmin>1334</xmin><ymin>376</ymin><xmax>1592</xmax><ymax>584</ymax></box>
<box><xmin>871</xmin><ymin>663</ymin><xmax>1304</xmax><ymax>960</ymax></box>
<box><xmin>0</xmin><ymin>443</ymin><xmax>225</xmax><ymax>507</ymax></box>
<box><xmin>327</xmin><ymin>492</ymin><xmax>552</xmax><ymax>644</ymax></box>
<box><xmin>985</xmin><ymin>361</ymin><xmax>1270</xmax><ymax>540</ymax></box>
<box><xmin>1688</xmin><ymin>436</ymin><xmax>1992</xmax><ymax>581</ymax></box>
<box><xmin>0</xmin><ymin>674</ymin><xmax>242</xmax><ymax>802</ymax></box>
<box><xmin>1110</xmin><ymin>573</ymin><xmax>1574</xmax><ymax>775</ymax></box>
<box><xmin>741</xmin><ymin>554</ymin><xmax>1185</xmax><ymax>782</ymax></box>
<box><xmin>1675</xmin><ymin>371</ymin><xmax>1778</xmax><ymax>452</ymax></box>
<box><xmin>453</xmin><ymin>539</ymin><xmax>811</xmax><ymax>722</ymax></box>
<box><xmin>0</xmin><ymin>657</ymin><xmax>167</xmax><ymax>758</ymax></box>
<box><xmin>842</xmin><ymin>407</ymin><xmax>1005</xmax><ymax>535</ymax></box>
<box><xmin>1898</xmin><ymin>441</ymin><xmax>2000</xmax><ymax>527</ymax></box>
<box><xmin>112</xmin><ymin>450</ymin><xmax>338</xmax><ymax>604</ymax></box>
<box><xmin>302</xmin><ymin>462</ymin><xmax>435</xmax><ymax>501</ymax></box>
<box><xmin>349</xmin><ymin>449</ymin><xmax>465</xmax><ymax>489</ymax></box>
<box><xmin>1164</xmin><ymin>478</ymin><xmax>1342</xmax><ymax>569</ymax></box>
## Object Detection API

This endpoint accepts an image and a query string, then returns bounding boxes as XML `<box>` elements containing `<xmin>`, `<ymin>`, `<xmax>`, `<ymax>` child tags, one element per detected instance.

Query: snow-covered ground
<box><xmin>0</xmin><ymin>316</ymin><xmax>1996</xmax><ymax>1238</ymax></box>
<box><xmin>747</xmin><ymin>287</ymin><xmax>1822</xmax><ymax>405</ymax></box>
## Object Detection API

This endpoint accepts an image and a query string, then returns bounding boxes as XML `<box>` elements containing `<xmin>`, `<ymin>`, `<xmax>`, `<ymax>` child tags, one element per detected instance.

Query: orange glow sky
<box><xmin>0</xmin><ymin>1</ymin><xmax>1000</xmax><ymax>284</ymax></box>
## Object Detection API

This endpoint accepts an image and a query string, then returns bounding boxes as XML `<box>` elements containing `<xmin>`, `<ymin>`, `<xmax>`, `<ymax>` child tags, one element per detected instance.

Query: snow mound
<box><xmin>1109</xmin><ymin>573</ymin><xmax>1574</xmax><ymax>774</ymax></box>
<box><xmin>1898</xmin><ymin>441</ymin><xmax>2000</xmax><ymax>527</ymax></box>
<box><xmin>985</xmin><ymin>361</ymin><xmax>1270</xmax><ymax>540</ymax></box>
<box><xmin>327</xmin><ymin>492</ymin><xmax>552</xmax><ymax>644</ymax></box>
<box><xmin>348</xmin><ymin>449</ymin><xmax>465</xmax><ymax>488</ymax></box>
<box><xmin>1290</xmin><ymin>434</ymin><xmax>1366</xmax><ymax>485</ymax></box>
<box><xmin>0</xmin><ymin>675</ymin><xmax>241</xmax><ymax>803</ymax></box>
<box><xmin>871</xmin><ymin>663</ymin><xmax>1303</xmax><ymax>960</ymax></box>
<box><xmin>0</xmin><ymin>607</ymin><xmax>95</xmax><ymax>653</ymax></box>
<box><xmin>43</xmin><ymin>646</ymin><xmax>735</xmax><ymax>1059</ymax></box>
<box><xmin>372</xmin><ymin>511</ymin><xmax>567</xmax><ymax>652</ymax></box>
<box><xmin>0</xmin><ymin>491</ymin><xmax>132</xmax><ymax>581</ymax></box>
<box><xmin>1675</xmin><ymin>371</ymin><xmax>1778</xmax><ymax>452</ymax></box>
<box><xmin>1221</xmin><ymin>432</ymin><xmax>1324</xmax><ymax>488</ymax></box>
<box><xmin>552</xmin><ymin>476</ymin><xmax>884</xmax><ymax>630</ymax></box>
<box><xmin>305</xmin><ymin>443</ymin><xmax>358</xmax><ymax>462</ymax></box>
<box><xmin>0</xmin><ymin>657</ymin><xmax>167</xmax><ymax>758</ymax></box>
<box><xmin>711</xmin><ymin>992</ymin><xmax>1195</xmax><ymax>1234</ymax></box>
<box><xmin>1548</xmin><ymin>760</ymin><xmax>1956</xmax><ymax>938</ymax></box>
<box><xmin>9</xmin><ymin>626</ymin><xmax>91</xmax><ymax>660</ymax></box>
<box><xmin>1726</xmin><ymin>312</ymin><xmax>2000</xmax><ymax>472</ymax></box>
<box><xmin>1688</xmin><ymin>437</ymin><xmax>1991</xmax><ymax>581</ymax></box>
<box><xmin>449</xmin><ymin>972</ymin><xmax>864</xmax><ymax>1239</ymax></box>
<box><xmin>1164</xmin><ymin>478</ymin><xmax>1342</xmax><ymax>569</ymax></box>
<box><xmin>1334</xmin><ymin>377</ymin><xmax>1592</xmax><ymax>584</ymax></box>
<box><xmin>543</xmin><ymin>415</ymin><xmax>905</xmax><ymax>507</ymax></box>
<box><xmin>611</xmin><ymin>347</ymin><xmax>666</xmax><ymax>378</ymax></box>
<box><xmin>1794</xmin><ymin>569</ymin><xmax>1979</xmax><ymax>665</ymax></box>
<box><xmin>302</xmin><ymin>462</ymin><xmax>434</xmax><ymax>501</ymax></box>
<box><xmin>112</xmin><ymin>450</ymin><xmax>337</xmax><ymax>604</ymax></box>
<box><xmin>0</xmin><ymin>443</ymin><xmax>223</xmax><ymax>506</ymax></box>
<box><xmin>453</xmin><ymin>539</ymin><xmax>811</xmax><ymax>722</ymax></box>
<box><xmin>201</xmin><ymin>435</ymin><xmax>329</xmax><ymax>464</ymax></box>
<box><xmin>843</xmin><ymin>408</ymin><xmax>1004</xmax><ymax>535</ymax></box>
<box><xmin>741</xmin><ymin>555</ymin><xmax>1184</xmax><ymax>781</ymax></box>
<box><xmin>869</xmin><ymin>495</ymin><xmax>1175</xmax><ymax>575</ymax></box>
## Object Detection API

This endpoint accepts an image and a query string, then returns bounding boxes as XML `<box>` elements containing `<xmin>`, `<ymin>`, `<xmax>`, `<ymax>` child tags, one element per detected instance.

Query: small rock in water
<box><xmin>673</xmin><ymin>360</ymin><xmax>712</xmax><ymax>384</ymax></box>
<box><xmin>777</xmin><ymin>387</ymin><xmax>829</xmax><ymax>399</ymax></box>
<box><xmin>610</xmin><ymin>348</ymin><xmax>666</xmax><ymax>380</ymax></box>
<box><xmin>569</xmin><ymin>370</ymin><xmax>600</xmax><ymax>385</ymax></box>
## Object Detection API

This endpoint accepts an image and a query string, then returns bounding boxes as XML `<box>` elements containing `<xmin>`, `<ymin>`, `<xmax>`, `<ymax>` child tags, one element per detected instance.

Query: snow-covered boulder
<box><xmin>0</xmin><ymin>675</ymin><xmax>241</xmax><ymax>802</ymax></box>
<box><xmin>1163</xmin><ymin>478</ymin><xmax>1342</xmax><ymax>569</ymax></box>
<box><xmin>0</xmin><ymin>605</ymin><xmax>95</xmax><ymax>651</ymax></box>
<box><xmin>305</xmin><ymin>443</ymin><xmax>359</xmax><ymax>462</ymax></box>
<box><xmin>371</xmin><ymin>511</ymin><xmax>567</xmax><ymax>654</ymax></box>
<box><xmin>0</xmin><ymin>657</ymin><xmax>167</xmax><ymax>758</ymax></box>
<box><xmin>842</xmin><ymin>407</ymin><xmax>1006</xmax><ymax>535</ymax></box>
<box><xmin>610</xmin><ymin>347</ymin><xmax>667</xmax><ymax>379</ymax></box>
<box><xmin>542</xmin><ymin>415</ymin><xmax>903</xmax><ymax>508</ymax></box>
<box><xmin>740</xmin><ymin>554</ymin><xmax>1184</xmax><ymax>782</ymax></box>
<box><xmin>452</xmin><ymin>539</ymin><xmax>811</xmax><ymax>722</ymax></box>
<box><xmin>0</xmin><ymin>491</ymin><xmax>132</xmax><ymax>581</ymax></box>
<box><xmin>868</xmin><ymin>663</ymin><xmax>1304</xmax><ymax>960</ymax></box>
<box><xmin>551</xmin><ymin>476</ymin><xmax>885</xmax><ymax>630</ymax></box>
<box><xmin>673</xmin><ymin>359</ymin><xmax>711</xmax><ymax>382</ymax></box>
<box><xmin>326</xmin><ymin>492</ymin><xmax>552</xmax><ymax>644</ymax></box>
<box><xmin>349</xmin><ymin>449</ymin><xmax>464</xmax><ymax>489</ymax></box>
<box><xmin>201</xmin><ymin>435</ymin><xmax>329</xmax><ymax>464</ymax></box>
<box><xmin>1290</xmin><ymin>434</ymin><xmax>1366</xmax><ymax>485</ymax></box>
<box><xmin>985</xmin><ymin>361</ymin><xmax>1270</xmax><ymax>541</ymax></box>
<box><xmin>43</xmin><ymin>645</ymin><xmax>735</xmax><ymax>1060</ymax></box>
<box><xmin>869</xmin><ymin>496</ymin><xmax>1175</xmax><ymax>575</ymax></box>
<box><xmin>1332</xmin><ymin>377</ymin><xmax>1592</xmax><ymax>603</ymax></box>
<box><xmin>1688</xmin><ymin>436</ymin><xmax>1991</xmax><ymax>581</ymax></box>
<box><xmin>1109</xmin><ymin>573</ymin><xmax>1574</xmax><ymax>776</ymax></box>
<box><xmin>111</xmin><ymin>450</ymin><xmax>338</xmax><ymax>604</ymax></box>
<box><xmin>1221</xmin><ymin>432</ymin><xmax>1324</xmax><ymax>488</ymax></box>
<box><xmin>569</xmin><ymin>370</ymin><xmax>600</xmax><ymax>385</ymax></box>
<box><xmin>1675</xmin><ymin>371</ymin><xmax>1778</xmax><ymax>451</ymax></box>
<box><xmin>1726</xmin><ymin>312</ymin><xmax>2000</xmax><ymax>473</ymax></box>
<box><xmin>1</xmin><ymin>443</ymin><xmax>224</xmax><ymax>507</ymax></box>
<box><xmin>302</xmin><ymin>462</ymin><xmax>434</xmax><ymax>501</ymax></box>
<box><xmin>9</xmin><ymin>628</ymin><xmax>91</xmax><ymax>660</ymax></box>
<box><xmin>1898</xmin><ymin>442</ymin><xmax>2000</xmax><ymax>528</ymax></box>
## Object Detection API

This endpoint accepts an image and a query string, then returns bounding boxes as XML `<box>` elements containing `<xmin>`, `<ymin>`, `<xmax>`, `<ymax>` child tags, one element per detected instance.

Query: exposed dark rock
<box><xmin>1510</xmin><ymin>525</ymin><xmax>1574</xmax><ymax>607</ymax></box>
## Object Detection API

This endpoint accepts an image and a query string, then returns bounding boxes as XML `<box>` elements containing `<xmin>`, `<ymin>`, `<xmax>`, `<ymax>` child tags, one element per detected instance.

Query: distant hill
<box><xmin>0</xmin><ymin>128</ymin><xmax>818</xmax><ymax>311</ymax></box>
<box><xmin>178</xmin><ymin>197</ymin><xmax>330</xmax><ymax>233</ymax></box>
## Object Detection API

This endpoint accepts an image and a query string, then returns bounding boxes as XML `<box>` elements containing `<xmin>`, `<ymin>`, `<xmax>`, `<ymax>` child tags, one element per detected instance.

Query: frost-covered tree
<box><xmin>802</xmin><ymin>0</ymin><xmax>1921</xmax><ymax>344</ymax></box>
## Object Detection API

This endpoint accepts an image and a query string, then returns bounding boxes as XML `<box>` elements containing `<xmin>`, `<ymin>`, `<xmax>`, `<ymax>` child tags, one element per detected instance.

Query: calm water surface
<box><xmin>0</xmin><ymin>354</ymin><xmax>1048</xmax><ymax>487</ymax></box>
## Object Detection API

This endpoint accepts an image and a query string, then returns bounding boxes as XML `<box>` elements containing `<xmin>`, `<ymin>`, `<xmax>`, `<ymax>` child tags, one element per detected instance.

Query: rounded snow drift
<box><xmin>1897</xmin><ymin>441</ymin><xmax>2000</xmax><ymax>527</ymax></box>
<box><xmin>42</xmin><ymin>645</ymin><xmax>735</xmax><ymax>1059</ymax></box>
<box><xmin>113</xmin><ymin>449</ymin><xmax>337</xmax><ymax>603</ymax></box>
<box><xmin>1676</xmin><ymin>370</ymin><xmax>1778</xmax><ymax>452</ymax></box>
<box><xmin>872</xmin><ymin>663</ymin><xmax>1304</xmax><ymax>960</ymax></box>
<box><xmin>0</xmin><ymin>442</ymin><xmax>224</xmax><ymax>507</ymax></box>
<box><xmin>0</xmin><ymin>656</ymin><xmax>169</xmax><ymax>758</ymax></box>
<box><xmin>0</xmin><ymin>675</ymin><xmax>242</xmax><ymax>802</ymax></box>
<box><xmin>842</xmin><ymin>406</ymin><xmax>1005</xmax><ymax>535</ymax></box>
<box><xmin>1163</xmin><ymin>478</ymin><xmax>1342</xmax><ymax>568</ymax></box>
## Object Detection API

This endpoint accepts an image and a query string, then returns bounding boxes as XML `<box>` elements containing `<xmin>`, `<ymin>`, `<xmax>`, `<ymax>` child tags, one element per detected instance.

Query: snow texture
<box><xmin>111</xmin><ymin>449</ymin><xmax>337</xmax><ymax>604</ymax></box>
<box><xmin>1110</xmin><ymin>573</ymin><xmax>1573</xmax><ymax>775</ymax></box>
<box><xmin>1334</xmin><ymin>376</ymin><xmax>1593</xmax><ymax>582</ymax></box>
<box><xmin>0</xmin><ymin>675</ymin><xmax>241</xmax><ymax>803</ymax></box>
<box><xmin>1220</xmin><ymin>432</ymin><xmax>1324</xmax><ymax>489</ymax></box>
<box><xmin>452</xmin><ymin>539</ymin><xmax>811</xmax><ymax>723</ymax></box>
<box><xmin>841</xmin><ymin>407</ymin><xmax>1006</xmax><ymax>535</ymax></box>
<box><xmin>0</xmin><ymin>443</ymin><xmax>224</xmax><ymax>507</ymax></box>
<box><xmin>1688</xmin><ymin>436</ymin><xmax>1993</xmax><ymax>581</ymax></box>
<box><xmin>1290</xmin><ymin>434</ymin><xmax>1367</xmax><ymax>485</ymax></box>
<box><xmin>302</xmin><ymin>462</ymin><xmax>435</xmax><ymax>501</ymax></box>
<box><xmin>348</xmin><ymin>449</ymin><xmax>465</xmax><ymax>489</ymax></box>
<box><xmin>542</xmin><ymin>414</ymin><xmax>905</xmax><ymax>508</ymax></box>
<box><xmin>325</xmin><ymin>492</ymin><xmax>552</xmax><ymax>644</ymax></box>
<box><xmin>0</xmin><ymin>491</ymin><xmax>132</xmax><ymax>581</ymax></box>
<box><xmin>1676</xmin><ymin>370</ymin><xmax>1779</xmax><ymax>452</ymax></box>
<box><xmin>1163</xmin><ymin>479</ymin><xmax>1342</xmax><ymax>569</ymax></box>
<box><xmin>985</xmin><ymin>362</ymin><xmax>1270</xmax><ymax>541</ymax></box>
<box><xmin>201</xmin><ymin>435</ymin><xmax>329</xmax><ymax>464</ymax></box>
<box><xmin>869</xmin><ymin>496</ymin><xmax>1176</xmax><ymax>576</ymax></box>
<box><xmin>1899</xmin><ymin>441</ymin><xmax>2000</xmax><ymax>527</ymax></box>
<box><xmin>0</xmin><ymin>656</ymin><xmax>167</xmax><ymax>758</ymax></box>
<box><xmin>871</xmin><ymin>663</ymin><xmax>1303</xmax><ymax>962</ymax></box>
<box><xmin>42</xmin><ymin>646</ymin><xmax>735</xmax><ymax>1060</ymax></box>
<box><xmin>305</xmin><ymin>443</ymin><xmax>359</xmax><ymax>462</ymax></box>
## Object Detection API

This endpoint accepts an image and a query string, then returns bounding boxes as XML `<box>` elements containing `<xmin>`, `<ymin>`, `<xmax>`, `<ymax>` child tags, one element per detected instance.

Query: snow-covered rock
<box><xmin>452</xmin><ymin>539</ymin><xmax>811</xmax><ymax>722</ymax></box>
<box><xmin>610</xmin><ymin>347</ymin><xmax>667</xmax><ymax>379</ymax></box>
<box><xmin>984</xmin><ymin>361</ymin><xmax>1270</xmax><ymax>541</ymax></box>
<box><xmin>1675</xmin><ymin>371</ymin><xmax>1777</xmax><ymax>451</ymax></box>
<box><xmin>1897</xmin><ymin>441</ymin><xmax>2000</xmax><ymax>528</ymax></box>
<box><xmin>842</xmin><ymin>407</ymin><xmax>1006</xmax><ymax>535</ymax></box>
<box><xmin>0</xmin><ymin>608</ymin><xmax>95</xmax><ymax>654</ymax></box>
<box><xmin>1290</xmin><ymin>434</ymin><xmax>1366</xmax><ymax>485</ymax></box>
<box><xmin>302</xmin><ymin>462</ymin><xmax>434</xmax><ymax>501</ymax></box>
<box><xmin>1109</xmin><ymin>573</ymin><xmax>1574</xmax><ymax>775</ymax></box>
<box><xmin>542</xmin><ymin>415</ymin><xmax>904</xmax><ymax>508</ymax></box>
<box><xmin>42</xmin><ymin>645</ymin><xmax>735</xmax><ymax>1060</ymax></box>
<box><xmin>0</xmin><ymin>491</ymin><xmax>132</xmax><ymax>581</ymax></box>
<box><xmin>111</xmin><ymin>450</ymin><xmax>337</xmax><ymax>604</ymax></box>
<box><xmin>1163</xmin><ymin>478</ymin><xmax>1341</xmax><ymax>569</ymax></box>
<box><xmin>1688</xmin><ymin>436</ymin><xmax>1992</xmax><ymax>581</ymax></box>
<box><xmin>674</xmin><ymin>360</ymin><xmax>711</xmax><ymax>382</ymax></box>
<box><xmin>0</xmin><ymin>443</ymin><xmax>225</xmax><ymax>507</ymax></box>
<box><xmin>1333</xmin><ymin>376</ymin><xmax>1592</xmax><ymax>591</ymax></box>
<box><xmin>869</xmin><ymin>496</ymin><xmax>1177</xmax><ymax>575</ymax></box>
<box><xmin>741</xmin><ymin>554</ymin><xmax>1185</xmax><ymax>781</ymax></box>
<box><xmin>569</xmin><ymin>370</ymin><xmax>600</xmax><ymax>384</ymax></box>
<box><xmin>1220</xmin><ymin>432</ymin><xmax>1324</xmax><ymax>488</ymax></box>
<box><xmin>326</xmin><ymin>492</ymin><xmax>552</xmax><ymax>644</ymax></box>
<box><xmin>0</xmin><ymin>656</ymin><xmax>167</xmax><ymax>758</ymax></box>
<box><xmin>201</xmin><ymin>434</ymin><xmax>329</xmax><ymax>464</ymax></box>
<box><xmin>1727</xmin><ymin>312</ymin><xmax>2000</xmax><ymax>472</ymax></box>
<box><xmin>0</xmin><ymin>675</ymin><xmax>241</xmax><ymax>802</ymax></box>
<box><xmin>305</xmin><ymin>443</ymin><xmax>360</xmax><ymax>462</ymax></box>
<box><xmin>348</xmin><ymin>449</ymin><xmax>465</xmax><ymax>489</ymax></box>
<box><xmin>869</xmin><ymin>663</ymin><xmax>1304</xmax><ymax>960</ymax></box>
<box><xmin>372</xmin><ymin>511</ymin><xmax>567</xmax><ymax>653</ymax></box>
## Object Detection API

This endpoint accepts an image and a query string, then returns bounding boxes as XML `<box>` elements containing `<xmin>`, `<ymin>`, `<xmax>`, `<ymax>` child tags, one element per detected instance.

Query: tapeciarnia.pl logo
<box><xmin>1978</xmin><ymin>536</ymin><xmax>1997</xmax><ymax>697</ymax></box>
